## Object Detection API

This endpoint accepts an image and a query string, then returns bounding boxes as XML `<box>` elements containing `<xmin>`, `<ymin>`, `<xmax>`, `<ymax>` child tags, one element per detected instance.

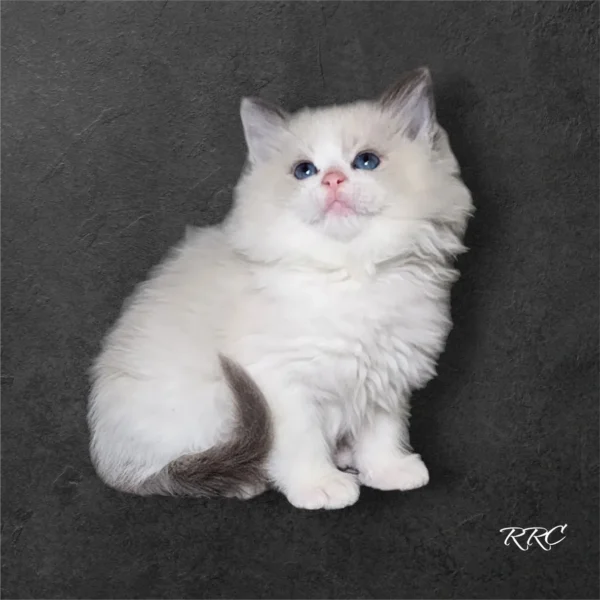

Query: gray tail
<box><xmin>138</xmin><ymin>355</ymin><xmax>272</xmax><ymax>498</ymax></box>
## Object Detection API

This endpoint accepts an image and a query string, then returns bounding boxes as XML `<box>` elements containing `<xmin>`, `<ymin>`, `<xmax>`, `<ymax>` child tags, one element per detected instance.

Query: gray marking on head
<box><xmin>380</xmin><ymin>67</ymin><xmax>436</xmax><ymax>141</ymax></box>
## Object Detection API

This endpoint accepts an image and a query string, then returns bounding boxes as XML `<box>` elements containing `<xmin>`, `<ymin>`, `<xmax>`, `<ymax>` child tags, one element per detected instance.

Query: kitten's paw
<box><xmin>285</xmin><ymin>470</ymin><xmax>360</xmax><ymax>510</ymax></box>
<box><xmin>359</xmin><ymin>453</ymin><xmax>429</xmax><ymax>491</ymax></box>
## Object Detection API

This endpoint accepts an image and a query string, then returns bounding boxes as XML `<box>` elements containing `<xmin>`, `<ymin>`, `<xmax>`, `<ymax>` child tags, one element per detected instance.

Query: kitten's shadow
<box><xmin>410</xmin><ymin>75</ymin><xmax>499</xmax><ymax>487</ymax></box>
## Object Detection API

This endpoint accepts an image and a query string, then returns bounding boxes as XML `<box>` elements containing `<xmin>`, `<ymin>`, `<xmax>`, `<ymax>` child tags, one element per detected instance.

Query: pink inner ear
<box><xmin>380</xmin><ymin>68</ymin><xmax>435</xmax><ymax>141</ymax></box>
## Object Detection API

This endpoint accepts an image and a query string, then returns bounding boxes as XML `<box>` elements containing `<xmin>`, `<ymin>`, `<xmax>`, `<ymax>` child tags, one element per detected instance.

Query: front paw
<box><xmin>285</xmin><ymin>469</ymin><xmax>360</xmax><ymax>510</ymax></box>
<box><xmin>359</xmin><ymin>453</ymin><xmax>429</xmax><ymax>491</ymax></box>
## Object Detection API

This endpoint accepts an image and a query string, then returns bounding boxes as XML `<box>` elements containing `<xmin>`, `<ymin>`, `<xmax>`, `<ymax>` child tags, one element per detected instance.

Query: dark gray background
<box><xmin>2</xmin><ymin>1</ymin><xmax>598</xmax><ymax>598</ymax></box>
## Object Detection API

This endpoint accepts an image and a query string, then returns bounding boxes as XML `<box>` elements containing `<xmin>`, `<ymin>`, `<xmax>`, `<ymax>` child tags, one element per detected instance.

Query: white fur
<box><xmin>89</xmin><ymin>82</ymin><xmax>473</xmax><ymax>509</ymax></box>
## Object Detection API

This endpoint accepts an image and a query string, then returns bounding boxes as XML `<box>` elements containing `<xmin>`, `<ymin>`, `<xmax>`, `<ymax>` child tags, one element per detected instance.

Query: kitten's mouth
<box><xmin>311</xmin><ymin>192</ymin><xmax>379</xmax><ymax>226</ymax></box>
<box><xmin>324</xmin><ymin>197</ymin><xmax>357</xmax><ymax>216</ymax></box>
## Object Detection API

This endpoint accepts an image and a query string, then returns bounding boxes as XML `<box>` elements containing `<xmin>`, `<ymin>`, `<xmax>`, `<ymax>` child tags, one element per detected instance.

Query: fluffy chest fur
<box><xmin>232</xmin><ymin>256</ymin><xmax>454</xmax><ymax>439</ymax></box>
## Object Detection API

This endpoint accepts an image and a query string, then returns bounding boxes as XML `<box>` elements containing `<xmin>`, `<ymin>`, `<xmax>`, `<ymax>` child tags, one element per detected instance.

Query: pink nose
<box><xmin>321</xmin><ymin>170</ymin><xmax>347</xmax><ymax>189</ymax></box>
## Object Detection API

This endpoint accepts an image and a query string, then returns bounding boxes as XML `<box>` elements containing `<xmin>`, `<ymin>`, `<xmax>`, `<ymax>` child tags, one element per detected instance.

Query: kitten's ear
<box><xmin>380</xmin><ymin>67</ymin><xmax>436</xmax><ymax>141</ymax></box>
<box><xmin>240</xmin><ymin>97</ymin><xmax>288</xmax><ymax>164</ymax></box>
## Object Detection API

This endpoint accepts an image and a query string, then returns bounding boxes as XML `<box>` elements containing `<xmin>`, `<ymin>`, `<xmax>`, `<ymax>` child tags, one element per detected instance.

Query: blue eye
<box><xmin>352</xmin><ymin>152</ymin><xmax>381</xmax><ymax>170</ymax></box>
<box><xmin>293</xmin><ymin>162</ymin><xmax>318</xmax><ymax>180</ymax></box>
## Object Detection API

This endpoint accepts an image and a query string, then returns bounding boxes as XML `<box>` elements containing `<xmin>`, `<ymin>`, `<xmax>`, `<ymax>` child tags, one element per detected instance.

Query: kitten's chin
<box><xmin>316</xmin><ymin>212</ymin><xmax>369</xmax><ymax>242</ymax></box>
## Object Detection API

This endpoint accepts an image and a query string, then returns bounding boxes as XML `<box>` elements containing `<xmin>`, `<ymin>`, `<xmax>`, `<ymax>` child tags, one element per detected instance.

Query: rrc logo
<box><xmin>499</xmin><ymin>525</ymin><xmax>568</xmax><ymax>551</ymax></box>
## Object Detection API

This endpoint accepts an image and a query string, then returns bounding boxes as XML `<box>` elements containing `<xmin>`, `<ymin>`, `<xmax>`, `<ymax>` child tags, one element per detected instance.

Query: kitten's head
<box><xmin>231</xmin><ymin>68</ymin><xmax>471</xmax><ymax>260</ymax></box>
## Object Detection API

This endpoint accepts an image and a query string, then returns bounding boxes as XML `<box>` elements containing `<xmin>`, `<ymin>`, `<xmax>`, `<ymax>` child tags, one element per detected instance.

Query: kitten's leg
<box><xmin>353</xmin><ymin>406</ymin><xmax>429</xmax><ymax>491</ymax></box>
<box><xmin>268</xmin><ymin>395</ymin><xmax>360</xmax><ymax>510</ymax></box>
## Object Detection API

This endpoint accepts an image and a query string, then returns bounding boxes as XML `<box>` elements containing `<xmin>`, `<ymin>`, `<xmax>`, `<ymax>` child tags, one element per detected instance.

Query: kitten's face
<box><xmin>236</xmin><ymin>68</ymin><xmax>465</xmax><ymax>242</ymax></box>
<box><xmin>258</xmin><ymin>104</ymin><xmax>420</xmax><ymax>240</ymax></box>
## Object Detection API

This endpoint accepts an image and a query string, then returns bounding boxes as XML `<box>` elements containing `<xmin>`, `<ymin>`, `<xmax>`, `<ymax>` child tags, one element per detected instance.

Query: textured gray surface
<box><xmin>2</xmin><ymin>1</ymin><xmax>598</xmax><ymax>598</ymax></box>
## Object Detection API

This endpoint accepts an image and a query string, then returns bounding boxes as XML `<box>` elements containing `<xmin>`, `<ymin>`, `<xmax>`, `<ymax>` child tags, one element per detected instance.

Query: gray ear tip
<box><xmin>240</xmin><ymin>96</ymin><xmax>287</xmax><ymax>121</ymax></box>
<box><xmin>414</xmin><ymin>66</ymin><xmax>433</xmax><ymax>85</ymax></box>
<box><xmin>381</xmin><ymin>66</ymin><xmax>436</xmax><ymax>108</ymax></box>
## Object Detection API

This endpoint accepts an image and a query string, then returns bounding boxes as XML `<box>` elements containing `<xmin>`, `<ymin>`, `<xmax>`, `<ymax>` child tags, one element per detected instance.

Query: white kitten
<box><xmin>88</xmin><ymin>68</ymin><xmax>473</xmax><ymax>510</ymax></box>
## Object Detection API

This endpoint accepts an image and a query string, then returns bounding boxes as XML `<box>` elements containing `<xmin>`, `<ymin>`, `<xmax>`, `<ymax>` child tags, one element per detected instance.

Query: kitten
<box><xmin>88</xmin><ymin>67</ymin><xmax>473</xmax><ymax>510</ymax></box>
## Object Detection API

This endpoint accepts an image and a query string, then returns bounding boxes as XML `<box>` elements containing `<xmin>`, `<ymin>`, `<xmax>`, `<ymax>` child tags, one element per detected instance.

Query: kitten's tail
<box><xmin>138</xmin><ymin>355</ymin><xmax>272</xmax><ymax>499</ymax></box>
